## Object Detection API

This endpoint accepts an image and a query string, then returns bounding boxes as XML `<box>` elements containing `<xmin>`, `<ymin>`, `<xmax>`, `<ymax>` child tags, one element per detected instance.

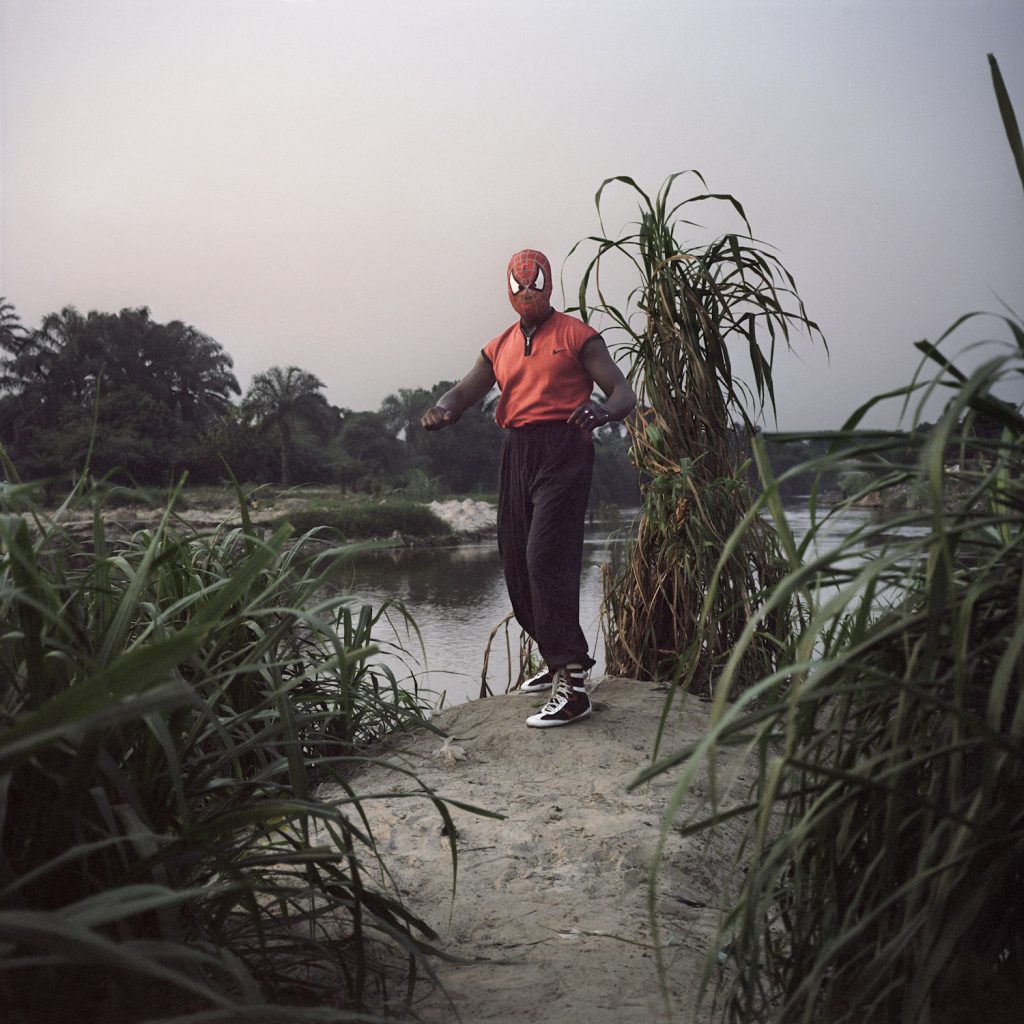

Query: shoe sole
<box><xmin>526</xmin><ymin>705</ymin><xmax>593</xmax><ymax>728</ymax></box>
<box><xmin>519</xmin><ymin>673</ymin><xmax>553</xmax><ymax>694</ymax></box>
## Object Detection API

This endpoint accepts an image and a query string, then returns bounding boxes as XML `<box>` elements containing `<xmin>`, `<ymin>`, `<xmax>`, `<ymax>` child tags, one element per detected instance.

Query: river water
<box><xmin>337</xmin><ymin>500</ymin><xmax>875</xmax><ymax>708</ymax></box>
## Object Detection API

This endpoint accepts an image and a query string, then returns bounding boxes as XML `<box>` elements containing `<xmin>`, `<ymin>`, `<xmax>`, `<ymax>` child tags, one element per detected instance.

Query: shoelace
<box><xmin>540</xmin><ymin>679</ymin><xmax>572</xmax><ymax>715</ymax></box>
<box><xmin>541</xmin><ymin>674</ymin><xmax>588</xmax><ymax>715</ymax></box>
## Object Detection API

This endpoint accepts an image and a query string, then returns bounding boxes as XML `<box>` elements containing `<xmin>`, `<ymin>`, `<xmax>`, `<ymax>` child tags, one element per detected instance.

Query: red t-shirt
<box><xmin>482</xmin><ymin>312</ymin><xmax>600</xmax><ymax>429</ymax></box>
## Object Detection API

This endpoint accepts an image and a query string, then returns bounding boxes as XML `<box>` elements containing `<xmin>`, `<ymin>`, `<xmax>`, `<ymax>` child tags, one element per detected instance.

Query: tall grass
<box><xmin>573</xmin><ymin>173</ymin><xmax>823</xmax><ymax>692</ymax></box>
<box><xmin>633</xmin><ymin>54</ymin><xmax>1024</xmax><ymax>1024</ymax></box>
<box><xmin>0</xmin><ymin>473</ymin><xmax>486</xmax><ymax>1022</ymax></box>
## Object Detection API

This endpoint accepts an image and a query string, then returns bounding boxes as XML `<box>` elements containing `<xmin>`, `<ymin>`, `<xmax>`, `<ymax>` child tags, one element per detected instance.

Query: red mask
<box><xmin>507</xmin><ymin>249</ymin><xmax>553</xmax><ymax>324</ymax></box>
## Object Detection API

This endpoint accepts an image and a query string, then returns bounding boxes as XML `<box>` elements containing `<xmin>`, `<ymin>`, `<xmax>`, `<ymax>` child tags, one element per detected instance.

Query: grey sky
<box><xmin>2</xmin><ymin>0</ymin><xmax>1022</xmax><ymax>430</ymax></box>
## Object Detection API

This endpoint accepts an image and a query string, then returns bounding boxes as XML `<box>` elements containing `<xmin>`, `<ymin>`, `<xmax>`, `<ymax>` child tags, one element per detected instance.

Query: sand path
<box><xmin>320</xmin><ymin>678</ymin><xmax>753</xmax><ymax>1024</ymax></box>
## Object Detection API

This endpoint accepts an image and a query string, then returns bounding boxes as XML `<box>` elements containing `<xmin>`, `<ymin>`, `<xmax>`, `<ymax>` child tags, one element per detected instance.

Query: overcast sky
<box><xmin>2</xmin><ymin>0</ymin><xmax>1022</xmax><ymax>430</ymax></box>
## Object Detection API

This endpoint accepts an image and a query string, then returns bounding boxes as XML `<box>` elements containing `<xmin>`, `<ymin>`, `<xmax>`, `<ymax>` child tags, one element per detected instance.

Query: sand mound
<box><xmin>428</xmin><ymin>498</ymin><xmax>497</xmax><ymax>535</ymax></box>
<box><xmin>319</xmin><ymin>677</ymin><xmax>754</xmax><ymax>1023</ymax></box>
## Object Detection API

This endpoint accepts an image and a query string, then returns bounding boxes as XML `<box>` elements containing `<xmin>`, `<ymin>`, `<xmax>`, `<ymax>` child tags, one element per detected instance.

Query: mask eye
<box><xmin>532</xmin><ymin>267</ymin><xmax>546</xmax><ymax>291</ymax></box>
<box><xmin>509</xmin><ymin>273</ymin><xmax>522</xmax><ymax>295</ymax></box>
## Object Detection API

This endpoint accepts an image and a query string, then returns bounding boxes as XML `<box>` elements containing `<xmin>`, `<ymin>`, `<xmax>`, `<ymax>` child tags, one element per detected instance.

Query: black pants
<box><xmin>497</xmin><ymin>423</ymin><xmax>596</xmax><ymax>672</ymax></box>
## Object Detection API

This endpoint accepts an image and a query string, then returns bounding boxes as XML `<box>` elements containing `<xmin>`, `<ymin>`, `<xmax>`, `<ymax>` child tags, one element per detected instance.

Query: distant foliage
<box><xmin>385</xmin><ymin>381</ymin><xmax>506</xmax><ymax>494</ymax></box>
<box><xmin>0</xmin><ymin>300</ymin><xmax>644</xmax><ymax>502</ymax></box>
<box><xmin>0</xmin><ymin>304</ymin><xmax>239</xmax><ymax>485</ymax></box>
<box><xmin>591</xmin><ymin>423</ymin><xmax>643</xmax><ymax>506</ymax></box>
<box><xmin>329</xmin><ymin>410</ymin><xmax>409</xmax><ymax>491</ymax></box>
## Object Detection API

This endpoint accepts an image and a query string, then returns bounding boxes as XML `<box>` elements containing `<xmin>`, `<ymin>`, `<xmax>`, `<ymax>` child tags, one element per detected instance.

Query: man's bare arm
<box><xmin>567</xmin><ymin>337</ymin><xmax>636</xmax><ymax>430</ymax></box>
<box><xmin>421</xmin><ymin>353</ymin><xmax>497</xmax><ymax>431</ymax></box>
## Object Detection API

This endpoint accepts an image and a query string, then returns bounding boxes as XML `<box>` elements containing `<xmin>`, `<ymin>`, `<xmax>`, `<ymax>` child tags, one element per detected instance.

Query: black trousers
<box><xmin>497</xmin><ymin>423</ymin><xmax>596</xmax><ymax>672</ymax></box>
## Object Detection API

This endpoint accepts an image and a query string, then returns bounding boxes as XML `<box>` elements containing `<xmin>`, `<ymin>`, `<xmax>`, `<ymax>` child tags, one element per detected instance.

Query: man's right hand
<box><xmin>421</xmin><ymin>405</ymin><xmax>458</xmax><ymax>431</ymax></box>
<box><xmin>420</xmin><ymin>355</ymin><xmax>496</xmax><ymax>431</ymax></box>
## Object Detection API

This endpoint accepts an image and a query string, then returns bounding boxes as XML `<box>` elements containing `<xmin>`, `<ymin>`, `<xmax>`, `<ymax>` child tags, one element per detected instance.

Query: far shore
<box><xmin>33</xmin><ymin>489</ymin><xmax>499</xmax><ymax>545</ymax></box>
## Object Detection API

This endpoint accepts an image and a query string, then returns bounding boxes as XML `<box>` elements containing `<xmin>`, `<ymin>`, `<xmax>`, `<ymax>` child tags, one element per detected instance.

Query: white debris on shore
<box><xmin>427</xmin><ymin>498</ymin><xmax>497</xmax><ymax>535</ymax></box>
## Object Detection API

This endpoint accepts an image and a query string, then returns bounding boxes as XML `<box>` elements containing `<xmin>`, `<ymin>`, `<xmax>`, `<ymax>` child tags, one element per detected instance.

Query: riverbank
<box><xmin>40</xmin><ymin>492</ymin><xmax>497</xmax><ymax>544</ymax></box>
<box><xmin>320</xmin><ymin>677</ymin><xmax>752</xmax><ymax>1024</ymax></box>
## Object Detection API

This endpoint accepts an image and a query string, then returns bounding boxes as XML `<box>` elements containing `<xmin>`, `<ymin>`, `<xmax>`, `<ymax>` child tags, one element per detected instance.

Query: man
<box><xmin>421</xmin><ymin>249</ymin><xmax>635</xmax><ymax>728</ymax></box>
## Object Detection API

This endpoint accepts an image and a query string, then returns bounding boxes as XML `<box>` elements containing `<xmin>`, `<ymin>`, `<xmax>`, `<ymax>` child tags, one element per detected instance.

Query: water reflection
<box><xmin>340</xmin><ymin>543</ymin><xmax>509</xmax><ymax>607</ymax></box>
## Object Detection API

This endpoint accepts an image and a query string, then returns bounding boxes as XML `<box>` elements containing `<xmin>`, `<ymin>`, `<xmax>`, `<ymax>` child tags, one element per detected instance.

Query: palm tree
<box><xmin>1</xmin><ymin>305</ymin><xmax>241</xmax><ymax>425</ymax></box>
<box><xmin>0</xmin><ymin>306</ymin><xmax>242</xmax><ymax>480</ymax></box>
<box><xmin>0</xmin><ymin>306</ymin><xmax>92</xmax><ymax>445</ymax></box>
<box><xmin>0</xmin><ymin>298</ymin><xmax>27</xmax><ymax>367</ymax></box>
<box><xmin>242</xmin><ymin>366</ymin><xmax>336</xmax><ymax>486</ymax></box>
<box><xmin>379</xmin><ymin>386</ymin><xmax>429</xmax><ymax>442</ymax></box>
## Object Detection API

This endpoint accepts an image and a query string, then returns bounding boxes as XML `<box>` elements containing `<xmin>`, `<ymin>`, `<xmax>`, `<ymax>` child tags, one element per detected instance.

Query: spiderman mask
<box><xmin>507</xmin><ymin>249</ymin><xmax>553</xmax><ymax>325</ymax></box>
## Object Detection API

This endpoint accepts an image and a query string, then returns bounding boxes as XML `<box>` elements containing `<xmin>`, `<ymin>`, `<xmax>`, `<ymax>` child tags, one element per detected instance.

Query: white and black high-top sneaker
<box><xmin>519</xmin><ymin>668</ymin><xmax>553</xmax><ymax>694</ymax></box>
<box><xmin>526</xmin><ymin>665</ymin><xmax>592</xmax><ymax>728</ymax></box>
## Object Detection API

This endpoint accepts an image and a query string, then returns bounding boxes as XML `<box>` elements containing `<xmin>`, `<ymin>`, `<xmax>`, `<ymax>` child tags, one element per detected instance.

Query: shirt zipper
<box><xmin>522</xmin><ymin>322</ymin><xmax>538</xmax><ymax>356</ymax></box>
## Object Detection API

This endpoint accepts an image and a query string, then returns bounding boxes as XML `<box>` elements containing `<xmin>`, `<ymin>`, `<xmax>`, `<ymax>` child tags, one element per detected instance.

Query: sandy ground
<box><xmin>319</xmin><ymin>677</ymin><xmax>754</xmax><ymax>1024</ymax></box>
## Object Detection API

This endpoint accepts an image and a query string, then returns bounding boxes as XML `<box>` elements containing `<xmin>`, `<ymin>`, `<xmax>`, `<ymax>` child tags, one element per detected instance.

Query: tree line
<box><xmin>0</xmin><ymin>299</ymin><xmax>641</xmax><ymax>503</ymax></box>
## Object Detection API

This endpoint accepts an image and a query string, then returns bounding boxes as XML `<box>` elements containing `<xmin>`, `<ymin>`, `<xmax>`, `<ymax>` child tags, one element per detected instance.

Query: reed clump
<box><xmin>575</xmin><ymin>173</ymin><xmax>822</xmax><ymax>693</ymax></box>
<box><xmin>0</xmin><ymin>474</ymin><xmax>472</xmax><ymax>1022</ymax></box>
